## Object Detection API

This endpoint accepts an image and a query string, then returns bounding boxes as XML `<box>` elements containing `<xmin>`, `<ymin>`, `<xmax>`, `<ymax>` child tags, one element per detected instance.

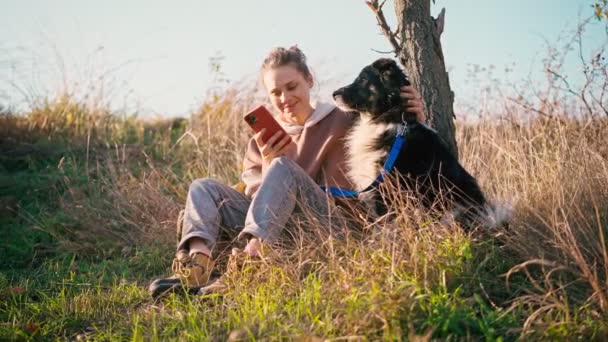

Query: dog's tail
<box><xmin>438</xmin><ymin>198</ymin><xmax>514</xmax><ymax>232</ymax></box>
<box><xmin>480</xmin><ymin>199</ymin><xmax>514</xmax><ymax>231</ymax></box>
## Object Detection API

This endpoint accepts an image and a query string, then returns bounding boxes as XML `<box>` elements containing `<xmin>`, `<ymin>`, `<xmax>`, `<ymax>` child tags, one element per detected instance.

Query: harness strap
<box><xmin>321</xmin><ymin>123</ymin><xmax>407</xmax><ymax>198</ymax></box>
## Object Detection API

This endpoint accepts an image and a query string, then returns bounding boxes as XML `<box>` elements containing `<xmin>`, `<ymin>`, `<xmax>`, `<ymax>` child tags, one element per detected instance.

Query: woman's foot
<box><xmin>198</xmin><ymin>247</ymin><xmax>262</xmax><ymax>296</ymax></box>
<box><xmin>149</xmin><ymin>250</ymin><xmax>214</xmax><ymax>299</ymax></box>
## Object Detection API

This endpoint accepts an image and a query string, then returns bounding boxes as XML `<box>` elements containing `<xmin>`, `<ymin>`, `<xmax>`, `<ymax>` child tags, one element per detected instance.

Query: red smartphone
<box><xmin>244</xmin><ymin>105</ymin><xmax>291</xmax><ymax>149</ymax></box>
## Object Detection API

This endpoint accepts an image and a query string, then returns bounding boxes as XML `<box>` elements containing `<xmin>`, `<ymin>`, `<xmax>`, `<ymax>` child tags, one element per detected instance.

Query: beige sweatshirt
<box><xmin>241</xmin><ymin>106</ymin><xmax>356</xmax><ymax>198</ymax></box>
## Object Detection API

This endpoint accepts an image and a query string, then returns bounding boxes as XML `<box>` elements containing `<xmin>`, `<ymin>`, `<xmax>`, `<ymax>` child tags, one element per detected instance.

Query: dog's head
<box><xmin>333</xmin><ymin>58</ymin><xmax>411</xmax><ymax>120</ymax></box>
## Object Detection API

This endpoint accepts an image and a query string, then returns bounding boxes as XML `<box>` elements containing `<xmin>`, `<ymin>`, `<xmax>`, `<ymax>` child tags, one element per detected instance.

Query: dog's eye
<box><xmin>381</xmin><ymin>71</ymin><xmax>394</xmax><ymax>81</ymax></box>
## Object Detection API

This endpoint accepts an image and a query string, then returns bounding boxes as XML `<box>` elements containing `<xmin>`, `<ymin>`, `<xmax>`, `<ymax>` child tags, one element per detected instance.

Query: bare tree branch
<box><xmin>508</xmin><ymin>96</ymin><xmax>553</xmax><ymax>118</ymax></box>
<box><xmin>370</xmin><ymin>48</ymin><xmax>395</xmax><ymax>54</ymax></box>
<box><xmin>597</xmin><ymin>61</ymin><xmax>608</xmax><ymax>116</ymax></box>
<box><xmin>365</xmin><ymin>0</ymin><xmax>402</xmax><ymax>59</ymax></box>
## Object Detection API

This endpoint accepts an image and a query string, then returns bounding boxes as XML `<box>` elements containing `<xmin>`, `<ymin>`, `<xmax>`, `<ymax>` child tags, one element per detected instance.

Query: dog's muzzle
<box><xmin>332</xmin><ymin>87</ymin><xmax>345</xmax><ymax>99</ymax></box>
<box><xmin>332</xmin><ymin>87</ymin><xmax>350</xmax><ymax>111</ymax></box>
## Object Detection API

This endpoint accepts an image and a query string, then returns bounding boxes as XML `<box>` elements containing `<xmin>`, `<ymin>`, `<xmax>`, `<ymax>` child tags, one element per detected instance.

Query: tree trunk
<box><xmin>394</xmin><ymin>0</ymin><xmax>458</xmax><ymax>158</ymax></box>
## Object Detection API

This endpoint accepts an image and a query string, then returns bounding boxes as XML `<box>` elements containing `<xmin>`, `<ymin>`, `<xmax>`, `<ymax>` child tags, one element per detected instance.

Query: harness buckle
<box><xmin>397</xmin><ymin>123</ymin><xmax>407</xmax><ymax>136</ymax></box>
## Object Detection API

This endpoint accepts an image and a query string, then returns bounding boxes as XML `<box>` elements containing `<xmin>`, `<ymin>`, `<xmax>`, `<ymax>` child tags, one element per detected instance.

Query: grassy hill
<box><xmin>1</xmin><ymin>92</ymin><xmax>607</xmax><ymax>340</ymax></box>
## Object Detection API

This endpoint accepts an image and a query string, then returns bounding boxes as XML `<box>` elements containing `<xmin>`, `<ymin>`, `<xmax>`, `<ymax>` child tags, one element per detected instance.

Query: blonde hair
<box><xmin>259</xmin><ymin>45</ymin><xmax>313</xmax><ymax>81</ymax></box>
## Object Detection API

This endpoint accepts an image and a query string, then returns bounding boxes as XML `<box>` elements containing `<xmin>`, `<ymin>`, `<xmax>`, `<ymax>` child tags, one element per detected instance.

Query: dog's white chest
<box><xmin>345</xmin><ymin>118</ymin><xmax>397</xmax><ymax>191</ymax></box>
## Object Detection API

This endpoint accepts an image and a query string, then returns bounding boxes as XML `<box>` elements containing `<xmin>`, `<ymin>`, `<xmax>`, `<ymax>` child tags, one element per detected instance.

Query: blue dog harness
<box><xmin>320</xmin><ymin>123</ymin><xmax>408</xmax><ymax>198</ymax></box>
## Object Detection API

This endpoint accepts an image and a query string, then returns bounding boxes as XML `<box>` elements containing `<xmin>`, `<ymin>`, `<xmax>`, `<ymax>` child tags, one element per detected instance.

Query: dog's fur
<box><xmin>333</xmin><ymin>58</ymin><xmax>492</xmax><ymax>228</ymax></box>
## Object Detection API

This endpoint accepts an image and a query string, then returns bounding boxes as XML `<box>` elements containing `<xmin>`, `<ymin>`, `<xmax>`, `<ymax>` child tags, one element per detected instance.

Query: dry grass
<box><xmin>456</xmin><ymin>115</ymin><xmax>608</xmax><ymax>334</ymax></box>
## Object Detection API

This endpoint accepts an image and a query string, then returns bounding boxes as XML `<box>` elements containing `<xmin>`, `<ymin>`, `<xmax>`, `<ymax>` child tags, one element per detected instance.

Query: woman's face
<box><xmin>262</xmin><ymin>64</ymin><xmax>313</xmax><ymax>123</ymax></box>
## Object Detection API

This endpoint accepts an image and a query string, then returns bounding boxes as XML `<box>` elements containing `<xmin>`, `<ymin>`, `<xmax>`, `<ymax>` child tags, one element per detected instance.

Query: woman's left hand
<box><xmin>400</xmin><ymin>85</ymin><xmax>426</xmax><ymax>123</ymax></box>
<box><xmin>244</xmin><ymin>237</ymin><xmax>263</xmax><ymax>257</ymax></box>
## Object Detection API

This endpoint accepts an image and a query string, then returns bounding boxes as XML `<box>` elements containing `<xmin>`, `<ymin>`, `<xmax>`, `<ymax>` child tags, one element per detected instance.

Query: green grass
<box><xmin>0</xmin><ymin>238</ymin><xmax>521</xmax><ymax>340</ymax></box>
<box><xmin>0</xmin><ymin>238</ymin><xmax>600</xmax><ymax>340</ymax></box>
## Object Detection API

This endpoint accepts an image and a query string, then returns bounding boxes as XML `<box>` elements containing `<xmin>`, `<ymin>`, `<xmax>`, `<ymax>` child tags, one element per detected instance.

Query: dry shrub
<box><xmin>452</xmin><ymin>18</ymin><xmax>608</xmax><ymax>332</ymax></box>
<box><xmin>457</xmin><ymin>110</ymin><xmax>608</xmax><ymax>333</ymax></box>
<box><xmin>54</xmin><ymin>153</ymin><xmax>181</xmax><ymax>255</ymax></box>
<box><xmin>26</xmin><ymin>94</ymin><xmax>119</xmax><ymax>142</ymax></box>
<box><xmin>188</xmin><ymin>87</ymin><xmax>261</xmax><ymax>182</ymax></box>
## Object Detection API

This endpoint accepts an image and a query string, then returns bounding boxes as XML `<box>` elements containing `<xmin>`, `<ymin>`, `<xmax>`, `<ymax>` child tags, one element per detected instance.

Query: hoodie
<box><xmin>241</xmin><ymin>102</ymin><xmax>355</xmax><ymax>198</ymax></box>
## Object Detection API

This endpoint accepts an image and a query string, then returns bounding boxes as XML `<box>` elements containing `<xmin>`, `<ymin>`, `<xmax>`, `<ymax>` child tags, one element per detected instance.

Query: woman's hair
<box><xmin>260</xmin><ymin>45</ymin><xmax>312</xmax><ymax>81</ymax></box>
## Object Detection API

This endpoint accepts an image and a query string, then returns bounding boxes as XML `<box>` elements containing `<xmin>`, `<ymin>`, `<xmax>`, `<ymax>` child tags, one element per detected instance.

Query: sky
<box><xmin>1</xmin><ymin>0</ymin><xmax>605</xmax><ymax>117</ymax></box>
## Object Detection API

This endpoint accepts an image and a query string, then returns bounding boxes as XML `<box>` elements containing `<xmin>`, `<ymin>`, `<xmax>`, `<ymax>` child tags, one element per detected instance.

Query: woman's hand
<box><xmin>254</xmin><ymin>129</ymin><xmax>295</xmax><ymax>165</ymax></box>
<box><xmin>400</xmin><ymin>85</ymin><xmax>426</xmax><ymax>123</ymax></box>
<box><xmin>243</xmin><ymin>237</ymin><xmax>263</xmax><ymax>258</ymax></box>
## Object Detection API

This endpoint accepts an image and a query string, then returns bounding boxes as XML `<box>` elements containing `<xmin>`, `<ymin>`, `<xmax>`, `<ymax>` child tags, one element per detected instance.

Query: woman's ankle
<box><xmin>188</xmin><ymin>237</ymin><xmax>212</xmax><ymax>258</ymax></box>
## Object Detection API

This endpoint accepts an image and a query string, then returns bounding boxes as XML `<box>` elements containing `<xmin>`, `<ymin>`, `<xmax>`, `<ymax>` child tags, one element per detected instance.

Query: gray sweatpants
<box><xmin>177</xmin><ymin>156</ymin><xmax>345</xmax><ymax>252</ymax></box>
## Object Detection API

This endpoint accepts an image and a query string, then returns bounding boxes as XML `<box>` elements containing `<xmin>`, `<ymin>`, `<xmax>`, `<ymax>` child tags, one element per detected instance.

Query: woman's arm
<box><xmin>241</xmin><ymin>138</ymin><xmax>264</xmax><ymax>197</ymax></box>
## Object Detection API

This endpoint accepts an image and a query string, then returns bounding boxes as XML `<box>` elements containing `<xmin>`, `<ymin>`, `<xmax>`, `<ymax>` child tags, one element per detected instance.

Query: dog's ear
<box><xmin>372</xmin><ymin>58</ymin><xmax>398</xmax><ymax>73</ymax></box>
<box><xmin>372</xmin><ymin>58</ymin><xmax>410</xmax><ymax>86</ymax></box>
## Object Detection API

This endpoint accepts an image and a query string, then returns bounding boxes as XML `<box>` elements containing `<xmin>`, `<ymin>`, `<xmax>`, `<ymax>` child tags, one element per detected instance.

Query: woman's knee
<box><xmin>189</xmin><ymin>178</ymin><xmax>220</xmax><ymax>195</ymax></box>
<box><xmin>267</xmin><ymin>156</ymin><xmax>296</xmax><ymax>173</ymax></box>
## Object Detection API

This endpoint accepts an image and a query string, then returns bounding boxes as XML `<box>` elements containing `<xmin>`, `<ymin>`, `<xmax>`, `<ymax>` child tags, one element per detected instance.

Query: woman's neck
<box><xmin>283</xmin><ymin>104</ymin><xmax>314</xmax><ymax>125</ymax></box>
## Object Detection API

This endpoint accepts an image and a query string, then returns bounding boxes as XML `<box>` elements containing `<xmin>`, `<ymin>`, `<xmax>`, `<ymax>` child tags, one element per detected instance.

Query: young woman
<box><xmin>149</xmin><ymin>46</ymin><xmax>426</xmax><ymax>298</ymax></box>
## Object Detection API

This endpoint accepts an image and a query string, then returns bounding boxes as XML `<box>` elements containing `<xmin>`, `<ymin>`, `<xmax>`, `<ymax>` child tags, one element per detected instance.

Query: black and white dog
<box><xmin>333</xmin><ymin>58</ymin><xmax>494</xmax><ymax>228</ymax></box>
